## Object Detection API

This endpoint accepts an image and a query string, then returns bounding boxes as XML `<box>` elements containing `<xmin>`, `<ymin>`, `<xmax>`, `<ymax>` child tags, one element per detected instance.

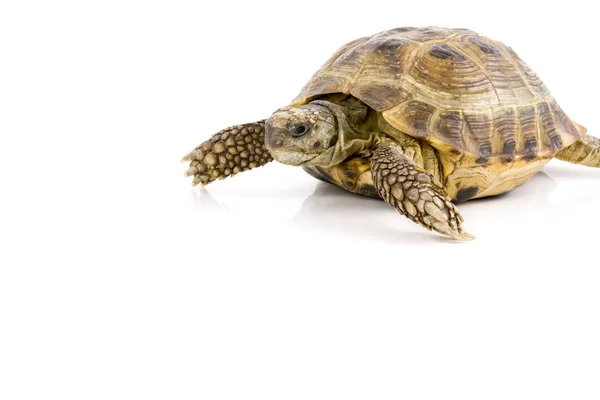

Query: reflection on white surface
<box><xmin>190</xmin><ymin>168</ymin><xmax>563</xmax><ymax>244</ymax></box>
<box><xmin>290</xmin><ymin>171</ymin><xmax>558</xmax><ymax>243</ymax></box>
<box><xmin>190</xmin><ymin>187</ymin><xmax>230</xmax><ymax>212</ymax></box>
<box><xmin>292</xmin><ymin>182</ymin><xmax>436</xmax><ymax>242</ymax></box>
<box><xmin>294</xmin><ymin>182</ymin><xmax>385</xmax><ymax>219</ymax></box>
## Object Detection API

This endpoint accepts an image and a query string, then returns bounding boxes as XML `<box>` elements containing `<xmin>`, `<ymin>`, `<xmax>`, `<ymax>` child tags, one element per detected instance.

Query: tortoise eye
<box><xmin>290</xmin><ymin>123</ymin><xmax>310</xmax><ymax>137</ymax></box>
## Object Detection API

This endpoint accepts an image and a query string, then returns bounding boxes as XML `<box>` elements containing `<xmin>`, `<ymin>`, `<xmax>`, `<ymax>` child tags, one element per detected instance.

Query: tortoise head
<box><xmin>265</xmin><ymin>102</ymin><xmax>339</xmax><ymax>166</ymax></box>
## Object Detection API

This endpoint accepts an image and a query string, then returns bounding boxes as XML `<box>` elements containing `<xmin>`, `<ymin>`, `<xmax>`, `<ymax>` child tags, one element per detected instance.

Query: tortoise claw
<box><xmin>181</xmin><ymin>151</ymin><xmax>195</xmax><ymax>163</ymax></box>
<box><xmin>448</xmin><ymin>230</ymin><xmax>476</xmax><ymax>241</ymax></box>
<box><xmin>184</xmin><ymin>166</ymin><xmax>198</xmax><ymax>177</ymax></box>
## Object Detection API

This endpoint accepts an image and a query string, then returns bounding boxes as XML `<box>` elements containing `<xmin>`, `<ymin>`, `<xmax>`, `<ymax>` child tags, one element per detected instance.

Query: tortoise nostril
<box><xmin>266</xmin><ymin>134</ymin><xmax>284</xmax><ymax>149</ymax></box>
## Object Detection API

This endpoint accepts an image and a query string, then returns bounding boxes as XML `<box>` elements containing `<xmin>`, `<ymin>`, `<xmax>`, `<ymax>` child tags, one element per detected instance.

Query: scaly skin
<box><xmin>555</xmin><ymin>134</ymin><xmax>600</xmax><ymax>168</ymax></box>
<box><xmin>182</xmin><ymin>121</ymin><xmax>272</xmax><ymax>186</ymax></box>
<box><xmin>371</xmin><ymin>142</ymin><xmax>474</xmax><ymax>241</ymax></box>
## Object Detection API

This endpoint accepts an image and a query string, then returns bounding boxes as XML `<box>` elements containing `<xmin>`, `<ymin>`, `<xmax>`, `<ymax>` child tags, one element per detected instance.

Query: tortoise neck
<box><xmin>305</xmin><ymin>98</ymin><xmax>378</xmax><ymax>168</ymax></box>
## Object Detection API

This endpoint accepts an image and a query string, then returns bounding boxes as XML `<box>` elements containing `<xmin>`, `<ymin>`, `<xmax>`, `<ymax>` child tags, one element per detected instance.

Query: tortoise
<box><xmin>182</xmin><ymin>26</ymin><xmax>596</xmax><ymax>240</ymax></box>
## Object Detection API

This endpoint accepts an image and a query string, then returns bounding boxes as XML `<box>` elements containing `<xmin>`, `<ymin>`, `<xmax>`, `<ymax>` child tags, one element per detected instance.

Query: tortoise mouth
<box><xmin>269</xmin><ymin>149</ymin><xmax>319</xmax><ymax>166</ymax></box>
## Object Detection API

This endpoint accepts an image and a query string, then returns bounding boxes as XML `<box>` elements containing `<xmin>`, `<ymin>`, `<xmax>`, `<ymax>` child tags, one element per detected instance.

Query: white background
<box><xmin>1</xmin><ymin>1</ymin><xmax>599</xmax><ymax>399</ymax></box>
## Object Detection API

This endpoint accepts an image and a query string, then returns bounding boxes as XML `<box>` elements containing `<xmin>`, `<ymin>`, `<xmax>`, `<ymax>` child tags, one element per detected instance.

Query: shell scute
<box><xmin>468</xmin><ymin>36</ymin><xmax>500</xmax><ymax>55</ymax></box>
<box><xmin>429</xmin><ymin>44</ymin><xmax>466</xmax><ymax>60</ymax></box>
<box><xmin>408</xmin><ymin>43</ymin><xmax>499</xmax><ymax>108</ymax></box>
<box><xmin>536</xmin><ymin>101</ymin><xmax>559</xmax><ymax>152</ymax></box>
<box><xmin>550</xmin><ymin>99</ymin><xmax>580</xmax><ymax>140</ymax></box>
<box><xmin>383</xmin><ymin>100</ymin><xmax>436</xmax><ymax>138</ymax></box>
<box><xmin>464</xmin><ymin>110</ymin><xmax>494</xmax><ymax>149</ymax></box>
<box><xmin>350</xmin><ymin>83</ymin><xmax>412</xmax><ymax>111</ymax></box>
<box><xmin>435</xmin><ymin>110</ymin><xmax>465</xmax><ymax>148</ymax></box>
<box><xmin>492</xmin><ymin>107</ymin><xmax>519</xmax><ymax>157</ymax></box>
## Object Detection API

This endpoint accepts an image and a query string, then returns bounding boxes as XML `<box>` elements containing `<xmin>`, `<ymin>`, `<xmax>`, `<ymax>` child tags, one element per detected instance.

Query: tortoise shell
<box><xmin>291</xmin><ymin>27</ymin><xmax>585</xmax><ymax>201</ymax></box>
<box><xmin>291</xmin><ymin>27</ymin><xmax>583</xmax><ymax>161</ymax></box>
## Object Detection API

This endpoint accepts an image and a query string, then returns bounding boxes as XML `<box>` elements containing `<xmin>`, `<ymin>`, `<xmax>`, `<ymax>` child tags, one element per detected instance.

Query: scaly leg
<box><xmin>182</xmin><ymin>121</ymin><xmax>273</xmax><ymax>186</ymax></box>
<box><xmin>555</xmin><ymin>134</ymin><xmax>600</xmax><ymax>168</ymax></box>
<box><xmin>371</xmin><ymin>142</ymin><xmax>474</xmax><ymax>241</ymax></box>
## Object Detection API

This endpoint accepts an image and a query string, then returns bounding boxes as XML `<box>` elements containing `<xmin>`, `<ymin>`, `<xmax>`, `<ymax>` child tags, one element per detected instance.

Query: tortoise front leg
<box><xmin>371</xmin><ymin>142</ymin><xmax>474</xmax><ymax>241</ymax></box>
<box><xmin>182</xmin><ymin>120</ymin><xmax>273</xmax><ymax>186</ymax></box>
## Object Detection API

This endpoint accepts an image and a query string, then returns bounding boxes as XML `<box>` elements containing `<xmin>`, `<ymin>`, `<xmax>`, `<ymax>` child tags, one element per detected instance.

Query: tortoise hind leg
<box><xmin>555</xmin><ymin>134</ymin><xmax>600</xmax><ymax>168</ymax></box>
<box><xmin>371</xmin><ymin>142</ymin><xmax>474</xmax><ymax>241</ymax></box>
<box><xmin>182</xmin><ymin>120</ymin><xmax>273</xmax><ymax>186</ymax></box>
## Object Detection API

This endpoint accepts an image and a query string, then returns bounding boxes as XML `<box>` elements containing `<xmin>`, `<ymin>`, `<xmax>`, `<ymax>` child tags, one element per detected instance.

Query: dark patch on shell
<box><xmin>435</xmin><ymin>110</ymin><xmax>464</xmax><ymax>147</ymax></box>
<box><xmin>549</xmin><ymin>134</ymin><xmax>564</xmax><ymax>152</ymax></box>
<box><xmin>537</xmin><ymin>102</ymin><xmax>558</xmax><ymax>144</ymax></box>
<box><xmin>455</xmin><ymin>187</ymin><xmax>479</xmax><ymax>203</ymax></box>
<box><xmin>468</xmin><ymin>37</ymin><xmax>500</xmax><ymax>55</ymax></box>
<box><xmin>523</xmin><ymin>137</ymin><xmax>538</xmax><ymax>161</ymax></box>
<box><xmin>476</xmin><ymin>142</ymin><xmax>492</xmax><ymax>164</ymax></box>
<box><xmin>429</xmin><ymin>44</ymin><xmax>465</xmax><ymax>60</ymax></box>
<box><xmin>502</xmin><ymin>139</ymin><xmax>516</xmax><ymax>158</ymax></box>
<box><xmin>375</xmin><ymin>38</ymin><xmax>407</xmax><ymax>53</ymax></box>
<box><xmin>343</xmin><ymin>169</ymin><xmax>359</xmax><ymax>179</ymax></box>
<box><xmin>360</xmin><ymin>184</ymin><xmax>381</xmax><ymax>198</ymax></box>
